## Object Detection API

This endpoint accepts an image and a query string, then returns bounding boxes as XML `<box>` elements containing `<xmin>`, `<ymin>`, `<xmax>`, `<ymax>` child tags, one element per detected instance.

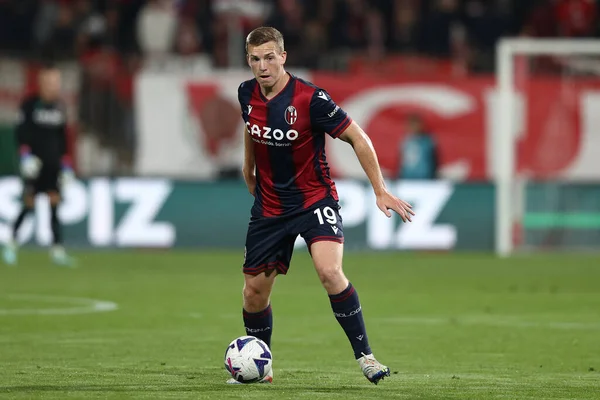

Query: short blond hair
<box><xmin>246</xmin><ymin>26</ymin><xmax>285</xmax><ymax>54</ymax></box>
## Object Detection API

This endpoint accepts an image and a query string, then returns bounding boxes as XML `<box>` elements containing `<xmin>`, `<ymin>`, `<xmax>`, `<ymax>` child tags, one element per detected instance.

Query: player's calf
<box><xmin>242</xmin><ymin>272</ymin><xmax>276</xmax><ymax>347</ymax></box>
<box><xmin>243</xmin><ymin>304</ymin><xmax>273</xmax><ymax>348</ymax></box>
<box><xmin>329</xmin><ymin>282</ymin><xmax>372</xmax><ymax>358</ymax></box>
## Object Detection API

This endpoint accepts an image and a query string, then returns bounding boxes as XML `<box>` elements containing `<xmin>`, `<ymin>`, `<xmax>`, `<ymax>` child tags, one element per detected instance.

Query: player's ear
<box><xmin>280</xmin><ymin>51</ymin><xmax>287</xmax><ymax>65</ymax></box>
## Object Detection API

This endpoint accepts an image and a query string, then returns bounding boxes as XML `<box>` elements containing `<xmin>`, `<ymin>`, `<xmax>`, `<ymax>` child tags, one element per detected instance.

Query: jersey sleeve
<box><xmin>58</xmin><ymin>103</ymin><xmax>69</xmax><ymax>159</ymax></box>
<box><xmin>238</xmin><ymin>82</ymin><xmax>251</xmax><ymax>124</ymax></box>
<box><xmin>309</xmin><ymin>89</ymin><xmax>352</xmax><ymax>138</ymax></box>
<box><xmin>14</xmin><ymin>100</ymin><xmax>31</xmax><ymax>150</ymax></box>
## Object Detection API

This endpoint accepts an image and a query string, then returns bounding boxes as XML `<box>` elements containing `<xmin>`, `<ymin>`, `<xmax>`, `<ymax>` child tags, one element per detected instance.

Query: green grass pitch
<box><xmin>1</xmin><ymin>250</ymin><xmax>599</xmax><ymax>399</ymax></box>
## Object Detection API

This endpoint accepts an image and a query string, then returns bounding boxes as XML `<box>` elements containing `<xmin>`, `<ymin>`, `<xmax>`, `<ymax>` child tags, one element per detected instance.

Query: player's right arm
<box><xmin>238</xmin><ymin>81</ymin><xmax>256</xmax><ymax>197</ymax></box>
<box><xmin>14</xmin><ymin>99</ymin><xmax>42</xmax><ymax>179</ymax></box>
<box><xmin>242</xmin><ymin>125</ymin><xmax>256</xmax><ymax>197</ymax></box>
<box><xmin>14</xmin><ymin>100</ymin><xmax>31</xmax><ymax>152</ymax></box>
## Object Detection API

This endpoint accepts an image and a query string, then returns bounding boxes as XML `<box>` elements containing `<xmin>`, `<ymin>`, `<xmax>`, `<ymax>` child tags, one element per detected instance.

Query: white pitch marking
<box><xmin>0</xmin><ymin>294</ymin><xmax>118</xmax><ymax>316</ymax></box>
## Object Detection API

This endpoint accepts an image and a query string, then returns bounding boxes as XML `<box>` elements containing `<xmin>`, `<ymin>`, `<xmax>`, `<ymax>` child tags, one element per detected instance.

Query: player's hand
<box><xmin>20</xmin><ymin>154</ymin><xmax>42</xmax><ymax>179</ymax></box>
<box><xmin>59</xmin><ymin>166</ymin><xmax>75</xmax><ymax>188</ymax></box>
<box><xmin>376</xmin><ymin>190</ymin><xmax>415</xmax><ymax>222</ymax></box>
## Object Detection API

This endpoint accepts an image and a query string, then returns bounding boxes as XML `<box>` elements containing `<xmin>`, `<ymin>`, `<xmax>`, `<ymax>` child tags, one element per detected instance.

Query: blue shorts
<box><xmin>243</xmin><ymin>201</ymin><xmax>344</xmax><ymax>275</ymax></box>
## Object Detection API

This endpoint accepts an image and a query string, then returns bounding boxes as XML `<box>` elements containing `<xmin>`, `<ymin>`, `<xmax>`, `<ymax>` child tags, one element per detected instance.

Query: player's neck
<box><xmin>260</xmin><ymin>72</ymin><xmax>290</xmax><ymax>100</ymax></box>
<box><xmin>40</xmin><ymin>94</ymin><xmax>57</xmax><ymax>104</ymax></box>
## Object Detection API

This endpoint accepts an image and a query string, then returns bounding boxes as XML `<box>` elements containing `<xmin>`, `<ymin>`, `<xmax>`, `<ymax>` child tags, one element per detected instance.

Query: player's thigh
<box><xmin>299</xmin><ymin>203</ymin><xmax>344</xmax><ymax>251</ymax></box>
<box><xmin>310</xmin><ymin>241</ymin><xmax>348</xmax><ymax>294</ymax></box>
<box><xmin>38</xmin><ymin>168</ymin><xmax>61</xmax><ymax>204</ymax></box>
<box><xmin>243</xmin><ymin>217</ymin><xmax>296</xmax><ymax>277</ymax></box>
<box><xmin>297</xmin><ymin>204</ymin><xmax>347</xmax><ymax>293</ymax></box>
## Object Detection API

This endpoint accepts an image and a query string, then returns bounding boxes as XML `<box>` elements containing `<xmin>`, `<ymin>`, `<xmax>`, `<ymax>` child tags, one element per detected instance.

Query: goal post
<box><xmin>495</xmin><ymin>38</ymin><xmax>600</xmax><ymax>257</ymax></box>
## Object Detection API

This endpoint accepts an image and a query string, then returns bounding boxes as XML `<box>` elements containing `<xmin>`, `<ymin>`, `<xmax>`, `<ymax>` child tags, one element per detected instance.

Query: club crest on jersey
<box><xmin>284</xmin><ymin>106</ymin><xmax>297</xmax><ymax>125</ymax></box>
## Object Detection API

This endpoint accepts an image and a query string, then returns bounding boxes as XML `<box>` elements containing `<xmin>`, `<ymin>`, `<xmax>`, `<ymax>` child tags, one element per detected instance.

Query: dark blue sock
<box><xmin>329</xmin><ymin>283</ymin><xmax>372</xmax><ymax>359</ymax></box>
<box><xmin>243</xmin><ymin>304</ymin><xmax>273</xmax><ymax>348</ymax></box>
<box><xmin>12</xmin><ymin>206</ymin><xmax>32</xmax><ymax>238</ymax></box>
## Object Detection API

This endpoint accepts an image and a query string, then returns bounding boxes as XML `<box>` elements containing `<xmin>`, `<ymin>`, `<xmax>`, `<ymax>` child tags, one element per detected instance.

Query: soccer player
<box><xmin>232</xmin><ymin>26</ymin><xmax>414</xmax><ymax>385</ymax></box>
<box><xmin>2</xmin><ymin>65</ymin><xmax>75</xmax><ymax>267</ymax></box>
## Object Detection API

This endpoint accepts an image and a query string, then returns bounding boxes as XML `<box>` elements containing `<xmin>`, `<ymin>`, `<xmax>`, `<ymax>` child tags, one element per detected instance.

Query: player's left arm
<box><xmin>310</xmin><ymin>88</ymin><xmax>413</xmax><ymax>222</ymax></box>
<box><xmin>58</xmin><ymin>105</ymin><xmax>74</xmax><ymax>185</ymax></box>
<box><xmin>15</xmin><ymin>99</ymin><xmax>42</xmax><ymax>179</ymax></box>
<box><xmin>338</xmin><ymin>122</ymin><xmax>414</xmax><ymax>222</ymax></box>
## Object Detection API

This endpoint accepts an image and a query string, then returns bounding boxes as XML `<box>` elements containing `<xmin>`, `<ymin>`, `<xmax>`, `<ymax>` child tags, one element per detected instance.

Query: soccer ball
<box><xmin>224</xmin><ymin>336</ymin><xmax>272</xmax><ymax>383</ymax></box>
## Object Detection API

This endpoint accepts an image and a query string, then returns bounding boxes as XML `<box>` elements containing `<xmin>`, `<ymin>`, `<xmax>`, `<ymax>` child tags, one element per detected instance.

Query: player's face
<box><xmin>39</xmin><ymin>70</ymin><xmax>61</xmax><ymax>101</ymax></box>
<box><xmin>407</xmin><ymin>118</ymin><xmax>422</xmax><ymax>133</ymax></box>
<box><xmin>247</xmin><ymin>42</ymin><xmax>287</xmax><ymax>89</ymax></box>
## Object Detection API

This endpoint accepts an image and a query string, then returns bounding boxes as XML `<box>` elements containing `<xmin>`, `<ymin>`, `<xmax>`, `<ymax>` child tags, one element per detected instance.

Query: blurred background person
<box><xmin>398</xmin><ymin>114</ymin><xmax>439</xmax><ymax>180</ymax></box>
<box><xmin>2</xmin><ymin>65</ymin><xmax>75</xmax><ymax>267</ymax></box>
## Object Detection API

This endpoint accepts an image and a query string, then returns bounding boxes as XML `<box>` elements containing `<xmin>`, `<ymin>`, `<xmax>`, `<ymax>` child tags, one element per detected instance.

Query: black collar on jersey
<box><xmin>258</xmin><ymin>72</ymin><xmax>295</xmax><ymax>104</ymax></box>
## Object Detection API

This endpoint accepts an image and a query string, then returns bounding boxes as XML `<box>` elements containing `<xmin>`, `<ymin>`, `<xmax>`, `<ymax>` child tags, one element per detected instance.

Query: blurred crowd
<box><xmin>0</xmin><ymin>0</ymin><xmax>598</xmax><ymax>71</ymax></box>
<box><xmin>0</xmin><ymin>0</ymin><xmax>598</xmax><ymax>175</ymax></box>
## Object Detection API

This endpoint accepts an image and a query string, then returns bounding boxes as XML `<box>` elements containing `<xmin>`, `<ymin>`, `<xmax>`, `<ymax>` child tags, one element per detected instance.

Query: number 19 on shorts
<box><xmin>314</xmin><ymin>207</ymin><xmax>337</xmax><ymax>225</ymax></box>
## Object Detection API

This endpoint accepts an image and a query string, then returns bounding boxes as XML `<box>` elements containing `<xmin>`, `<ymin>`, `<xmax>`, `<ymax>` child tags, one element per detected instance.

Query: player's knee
<box><xmin>243</xmin><ymin>283</ymin><xmax>259</xmax><ymax>298</ymax></box>
<box><xmin>48</xmin><ymin>192</ymin><xmax>61</xmax><ymax>206</ymax></box>
<box><xmin>316</xmin><ymin>265</ymin><xmax>347</xmax><ymax>294</ymax></box>
<box><xmin>242</xmin><ymin>277</ymin><xmax>273</xmax><ymax>311</ymax></box>
<box><xmin>23</xmin><ymin>196</ymin><xmax>35</xmax><ymax>208</ymax></box>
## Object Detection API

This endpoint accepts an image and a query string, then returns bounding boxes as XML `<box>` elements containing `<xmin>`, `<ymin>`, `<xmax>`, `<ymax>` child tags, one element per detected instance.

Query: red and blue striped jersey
<box><xmin>238</xmin><ymin>73</ymin><xmax>352</xmax><ymax>218</ymax></box>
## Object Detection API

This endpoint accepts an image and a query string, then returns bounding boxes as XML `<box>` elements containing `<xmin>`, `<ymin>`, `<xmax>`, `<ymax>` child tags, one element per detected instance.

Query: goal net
<box><xmin>495</xmin><ymin>38</ymin><xmax>600</xmax><ymax>257</ymax></box>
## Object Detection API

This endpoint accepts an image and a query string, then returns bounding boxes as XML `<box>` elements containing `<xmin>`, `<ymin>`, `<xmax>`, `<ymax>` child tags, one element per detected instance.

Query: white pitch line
<box><xmin>0</xmin><ymin>294</ymin><xmax>118</xmax><ymax>316</ymax></box>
